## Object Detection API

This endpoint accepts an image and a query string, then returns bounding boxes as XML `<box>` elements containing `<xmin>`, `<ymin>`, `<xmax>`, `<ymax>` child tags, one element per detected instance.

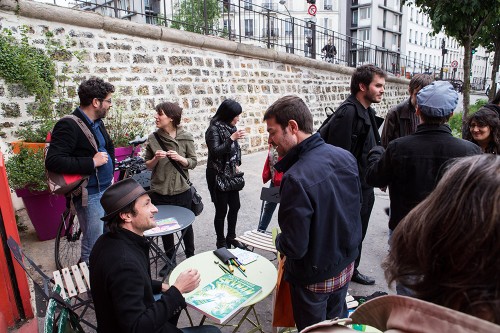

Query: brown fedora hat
<box><xmin>100</xmin><ymin>178</ymin><xmax>153</xmax><ymax>221</ymax></box>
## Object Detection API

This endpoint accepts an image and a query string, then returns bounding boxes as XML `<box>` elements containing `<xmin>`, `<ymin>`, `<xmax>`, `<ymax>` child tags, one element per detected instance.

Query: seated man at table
<box><xmin>90</xmin><ymin>178</ymin><xmax>220</xmax><ymax>333</ymax></box>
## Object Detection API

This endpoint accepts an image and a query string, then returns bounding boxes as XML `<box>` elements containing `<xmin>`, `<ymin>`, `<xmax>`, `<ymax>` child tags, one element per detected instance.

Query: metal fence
<box><xmin>69</xmin><ymin>0</ymin><xmax>440</xmax><ymax>77</ymax></box>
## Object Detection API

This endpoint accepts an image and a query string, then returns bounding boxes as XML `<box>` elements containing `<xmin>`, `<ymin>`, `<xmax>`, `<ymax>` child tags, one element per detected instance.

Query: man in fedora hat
<box><xmin>90</xmin><ymin>178</ymin><xmax>220</xmax><ymax>333</ymax></box>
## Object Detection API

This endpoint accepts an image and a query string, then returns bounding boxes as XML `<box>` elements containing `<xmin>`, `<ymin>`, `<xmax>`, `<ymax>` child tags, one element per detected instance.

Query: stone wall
<box><xmin>0</xmin><ymin>0</ymin><xmax>409</xmax><ymax>159</ymax></box>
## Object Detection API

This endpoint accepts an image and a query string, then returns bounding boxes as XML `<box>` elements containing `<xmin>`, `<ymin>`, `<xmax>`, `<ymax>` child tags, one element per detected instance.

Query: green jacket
<box><xmin>144</xmin><ymin>128</ymin><xmax>197</xmax><ymax>196</ymax></box>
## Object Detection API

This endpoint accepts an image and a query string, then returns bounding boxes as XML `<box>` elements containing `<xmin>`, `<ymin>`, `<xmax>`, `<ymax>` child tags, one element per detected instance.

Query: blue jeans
<box><xmin>289</xmin><ymin>281</ymin><xmax>349</xmax><ymax>332</ymax></box>
<box><xmin>258</xmin><ymin>182</ymin><xmax>278</xmax><ymax>231</ymax></box>
<box><xmin>75</xmin><ymin>191</ymin><xmax>105</xmax><ymax>264</ymax></box>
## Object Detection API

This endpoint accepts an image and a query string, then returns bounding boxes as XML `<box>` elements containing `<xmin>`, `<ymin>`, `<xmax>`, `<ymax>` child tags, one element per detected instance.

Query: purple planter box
<box><xmin>15</xmin><ymin>189</ymin><xmax>66</xmax><ymax>241</ymax></box>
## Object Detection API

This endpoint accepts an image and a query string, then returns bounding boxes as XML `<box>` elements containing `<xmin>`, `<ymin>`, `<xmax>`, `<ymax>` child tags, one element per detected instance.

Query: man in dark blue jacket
<box><xmin>264</xmin><ymin>96</ymin><xmax>362</xmax><ymax>331</ymax></box>
<box><xmin>46</xmin><ymin>77</ymin><xmax>115</xmax><ymax>264</ymax></box>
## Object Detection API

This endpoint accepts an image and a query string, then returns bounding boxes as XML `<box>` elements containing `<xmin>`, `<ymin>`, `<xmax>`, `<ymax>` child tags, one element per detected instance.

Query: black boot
<box><xmin>226</xmin><ymin>236</ymin><xmax>245</xmax><ymax>249</ymax></box>
<box><xmin>216</xmin><ymin>238</ymin><xmax>227</xmax><ymax>249</ymax></box>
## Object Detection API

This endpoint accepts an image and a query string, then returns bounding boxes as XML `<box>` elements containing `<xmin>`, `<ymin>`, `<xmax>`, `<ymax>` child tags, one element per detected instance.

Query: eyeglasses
<box><xmin>98</xmin><ymin>98</ymin><xmax>112</xmax><ymax>104</ymax></box>
<box><xmin>469</xmin><ymin>123</ymin><xmax>488</xmax><ymax>129</ymax></box>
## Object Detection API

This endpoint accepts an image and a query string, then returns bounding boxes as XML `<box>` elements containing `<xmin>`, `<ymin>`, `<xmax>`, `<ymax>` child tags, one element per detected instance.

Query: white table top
<box><xmin>144</xmin><ymin>205</ymin><xmax>195</xmax><ymax>237</ymax></box>
<box><xmin>169</xmin><ymin>250</ymin><xmax>277</xmax><ymax>307</ymax></box>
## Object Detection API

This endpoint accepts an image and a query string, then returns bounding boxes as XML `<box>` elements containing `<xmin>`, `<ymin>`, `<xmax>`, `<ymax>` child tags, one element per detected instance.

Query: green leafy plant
<box><xmin>105</xmin><ymin>106</ymin><xmax>150</xmax><ymax>147</ymax></box>
<box><xmin>5</xmin><ymin>148</ymin><xmax>47</xmax><ymax>192</ymax></box>
<box><xmin>16</xmin><ymin>118</ymin><xmax>57</xmax><ymax>143</ymax></box>
<box><xmin>0</xmin><ymin>26</ymin><xmax>56</xmax><ymax>118</ymax></box>
<box><xmin>449</xmin><ymin>99</ymin><xmax>488</xmax><ymax>138</ymax></box>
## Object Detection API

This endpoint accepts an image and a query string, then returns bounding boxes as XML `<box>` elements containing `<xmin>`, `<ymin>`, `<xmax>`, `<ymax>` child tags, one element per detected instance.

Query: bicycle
<box><xmin>54</xmin><ymin>137</ymin><xmax>148</xmax><ymax>270</ymax></box>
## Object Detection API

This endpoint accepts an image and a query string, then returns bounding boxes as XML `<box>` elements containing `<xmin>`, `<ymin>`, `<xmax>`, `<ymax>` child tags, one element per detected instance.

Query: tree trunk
<box><xmin>461</xmin><ymin>38</ymin><xmax>472</xmax><ymax>138</ymax></box>
<box><xmin>489</xmin><ymin>42</ymin><xmax>500</xmax><ymax>100</ymax></box>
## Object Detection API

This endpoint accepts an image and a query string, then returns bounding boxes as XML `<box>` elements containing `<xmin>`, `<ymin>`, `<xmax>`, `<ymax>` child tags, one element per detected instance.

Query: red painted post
<box><xmin>0</xmin><ymin>152</ymin><xmax>34</xmax><ymax>326</ymax></box>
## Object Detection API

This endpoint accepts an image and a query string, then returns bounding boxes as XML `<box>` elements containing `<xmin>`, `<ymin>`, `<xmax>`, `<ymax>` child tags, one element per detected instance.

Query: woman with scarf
<box><xmin>205</xmin><ymin>99</ymin><xmax>246</xmax><ymax>249</ymax></box>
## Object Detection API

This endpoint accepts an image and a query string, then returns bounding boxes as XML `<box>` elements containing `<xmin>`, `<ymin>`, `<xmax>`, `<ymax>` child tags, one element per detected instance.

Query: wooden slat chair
<box><xmin>7</xmin><ymin>236</ymin><xmax>96</xmax><ymax>331</ymax></box>
<box><xmin>235</xmin><ymin>229</ymin><xmax>278</xmax><ymax>254</ymax></box>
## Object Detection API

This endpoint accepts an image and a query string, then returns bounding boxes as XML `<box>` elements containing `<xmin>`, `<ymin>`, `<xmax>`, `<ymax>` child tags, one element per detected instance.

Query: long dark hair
<box><xmin>464</xmin><ymin>108</ymin><xmax>500</xmax><ymax>154</ymax></box>
<box><xmin>210</xmin><ymin>99</ymin><xmax>242</xmax><ymax>125</ymax></box>
<box><xmin>384</xmin><ymin>154</ymin><xmax>500</xmax><ymax>324</ymax></box>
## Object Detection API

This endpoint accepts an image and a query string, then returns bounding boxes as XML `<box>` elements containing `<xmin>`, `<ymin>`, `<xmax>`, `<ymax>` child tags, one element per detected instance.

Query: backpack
<box><xmin>45</xmin><ymin>115</ymin><xmax>98</xmax><ymax>204</ymax></box>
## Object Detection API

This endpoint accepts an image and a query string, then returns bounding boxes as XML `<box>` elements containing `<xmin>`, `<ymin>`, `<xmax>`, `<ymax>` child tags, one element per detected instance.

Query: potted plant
<box><xmin>5</xmin><ymin>147</ymin><xmax>65</xmax><ymax>241</ymax></box>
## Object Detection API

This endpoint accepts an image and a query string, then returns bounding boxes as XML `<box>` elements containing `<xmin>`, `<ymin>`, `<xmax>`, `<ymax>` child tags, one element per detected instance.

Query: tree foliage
<box><xmin>402</xmin><ymin>0</ymin><xmax>499</xmax><ymax>135</ymax></box>
<box><xmin>170</xmin><ymin>0</ymin><xmax>221</xmax><ymax>35</ymax></box>
<box><xmin>475</xmin><ymin>12</ymin><xmax>500</xmax><ymax>100</ymax></box>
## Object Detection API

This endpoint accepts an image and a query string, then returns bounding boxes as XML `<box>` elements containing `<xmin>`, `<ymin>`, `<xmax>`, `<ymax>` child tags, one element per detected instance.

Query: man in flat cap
<box><xmin>89</xmin><ymin>178</ymin><xmax>220</xmax><ymax>333</ymax></box>
<box><xmin>365</xmin><ymin>81</ymin><xmax>481</xmax><ymax>290</ymax></box>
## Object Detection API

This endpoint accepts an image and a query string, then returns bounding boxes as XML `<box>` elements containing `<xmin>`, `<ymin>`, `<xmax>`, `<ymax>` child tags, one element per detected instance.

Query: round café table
<box><xmin>169</xmin><ymin>250</ymin><xmax>277</xmax><ymax>332</ymax></box>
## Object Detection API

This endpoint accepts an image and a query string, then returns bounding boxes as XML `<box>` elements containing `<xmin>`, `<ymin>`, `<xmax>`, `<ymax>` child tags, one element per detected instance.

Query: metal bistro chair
<box><xmin>7</xmin><ymin>236</ymin><xmax>96</xmax><ymax>331</ymax></box>
<box><xmin>44</xmin><ymin>284</ymin><xmax>85</xmax><ymax>333</ymax></box>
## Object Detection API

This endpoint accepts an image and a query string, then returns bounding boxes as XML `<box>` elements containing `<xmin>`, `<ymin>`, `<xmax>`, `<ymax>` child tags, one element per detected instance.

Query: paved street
<box><xmin>19</xmin><ymin>149</ymin><xmax>393</xmax><ymax>332</ymax></box>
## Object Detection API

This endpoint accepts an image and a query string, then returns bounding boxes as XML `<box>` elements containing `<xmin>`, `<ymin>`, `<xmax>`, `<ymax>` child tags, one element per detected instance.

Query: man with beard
<box><xmin>46</xmin><ymin>77</ymin><xmax>115</xmax><ymax>264</ymax></box>
<box><xmin>318</xmin><ymin>64</ymin><xmax>386</xmax><ymax>285</ymax></box>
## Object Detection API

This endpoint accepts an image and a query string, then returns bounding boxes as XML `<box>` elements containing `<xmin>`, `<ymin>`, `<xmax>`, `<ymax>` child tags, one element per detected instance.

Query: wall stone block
<box><xmin>169</xmin><ymin>56</ymin><xmax>193</xmax><ymax>66</ymax></box>
<box><xmin>133</xmin><ymin>54</ymin><xmax>154</xmax><ymax>63</ymax></box>
<box><xmin>1</xmin><ymin>103</ymin><xmax>21</xmax><ymax>117</ymax></box>
<box><xmin>95</xmin><ymin>52</ymin><xmax>111</xmax><ymax>62</ymax></box>
<box><xmin>137</xmin><ymin>85</ymin><xmax>150</xmax><ymax>95</ymax></box>
<box><xmin>114</xmin><ymin>53</ymin><xmax>130</xmax><ymax>63</ymax></box>
<box><xmin>7</xmin><ymin>84</ymin><xmax>30</xmax><ymax>98</ymax></box>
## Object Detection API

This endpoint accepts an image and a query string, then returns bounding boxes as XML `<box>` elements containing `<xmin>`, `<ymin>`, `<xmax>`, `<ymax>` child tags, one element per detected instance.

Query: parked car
<box><xmin>445</xmin><ymin>79</ymin><xmax>463</xmax><ymax>93</ymax></box>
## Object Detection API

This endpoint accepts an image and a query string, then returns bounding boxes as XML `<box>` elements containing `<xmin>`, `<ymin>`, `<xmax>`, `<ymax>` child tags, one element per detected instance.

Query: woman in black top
<box><xmin>205</xmin><ymin>99</ymin><xmax>246</xmax><ymax>249</ymax></box>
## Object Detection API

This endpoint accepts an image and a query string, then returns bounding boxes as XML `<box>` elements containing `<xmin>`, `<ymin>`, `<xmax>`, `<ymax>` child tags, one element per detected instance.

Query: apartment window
<box><xmin>360</xmin><ymin>7</ymin><xmax>371</xmax><ymax>19</ymax></box>
<box><xmin>393</xmin><ymin>13</ymin><xmax>398</xmax><ymax>26</ymax></box>
<box><xmin>245</xmin><ymin>19</ymin><xmax>254</xmax><ymax>37</ymax></box>
<box><xmin>415</xmin><ymin>31</ymin><xmax>418</xmax><ymax>44</ymax></box>
<box><xmin>392</xmin><ymin>33</ymin><xmax>397</xmax><ymax>45</ymax></box>
<box><xmin>408</xmin><ymin>51</ymin><xmax>412</xmax><ymax>61</ymax></box>
<box><xmin>285</xmin><ymin>18</ymin><xmax>293</xmax><ymax>36</ymax></box>
<box><xmin>243</xmin><ymin>0</ymin><xmax>252</xmax><ymax>10</ymax></box>
<box><xmin>359</xmin><ymin>28</ymin><xmax>370</xmax><ymax>41</ymax></box>
<box><xmin>416</xmin><ymin>12</ymin><xmax>419</xmax><ymax>24</ymax></box>
<box><xmin>409</xmin><ymin>29</ymin><xmax>412</xmax><ymax>43</ymax></box>
<box><xmin>324</xmin><ymin>0</ymin><xmax>332</xmax><ymax>10</ymax></box>
<box><xmin>420</xmin><ymin>32</ymin><xmax>423</xmax><ymax>45</ymax></box>
<box><xmin>352</xmin><ymin>10</ymin><xmax>358</xmax><ymax>26</ymax></box>
<box><xmin>410</xmin><ymin>8</ymin><xmax>413</xmax><ymax>21</ymax></box>
<box><xmin>323</xmin><ymin>18</ymin><xmax>329</xmax><ymax>33</ymax></box>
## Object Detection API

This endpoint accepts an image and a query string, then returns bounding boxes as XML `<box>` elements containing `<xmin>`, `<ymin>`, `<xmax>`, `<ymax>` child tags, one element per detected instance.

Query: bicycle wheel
<box><xmin>55</xmin><ymin>209</ymin><xmax>82</xmax><ymax>270</ymax></box>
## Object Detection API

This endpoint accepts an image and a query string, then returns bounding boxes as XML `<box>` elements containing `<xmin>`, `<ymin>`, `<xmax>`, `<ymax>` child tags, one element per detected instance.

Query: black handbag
<box><xmin>216</xmin><ymin>172</ymin><xmax>245</xmax><ymax>192</ymax></box>
<box><xmin>153</xmin><ymin>132</ymin><xmax>204</xmax><ymax>216</ymax></box>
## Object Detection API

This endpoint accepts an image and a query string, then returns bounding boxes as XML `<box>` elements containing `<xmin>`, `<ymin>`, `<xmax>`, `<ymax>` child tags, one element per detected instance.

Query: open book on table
<box><xmin>185</xmin><ymin>274</ymin><xmax>262</xmax><ymax>324</ymax></box>
<box><xmin>144</xmin><ymin>217</ymin><xmax>181</xmax><ymax>236</ymax></box>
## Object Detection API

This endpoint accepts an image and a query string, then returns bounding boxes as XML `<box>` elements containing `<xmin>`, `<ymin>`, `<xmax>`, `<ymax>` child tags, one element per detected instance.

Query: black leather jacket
<box><xmin>366</xmin><ymin>124</ymin><xmax>481</xmax><ymax>230</ymax></box>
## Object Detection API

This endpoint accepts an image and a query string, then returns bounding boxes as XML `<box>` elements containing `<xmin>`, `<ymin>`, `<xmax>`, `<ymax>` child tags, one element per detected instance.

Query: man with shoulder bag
<box><xmin>46</xmin><ymin>77</ymin><xmax>115</xmax><ymax>264</ymax></box>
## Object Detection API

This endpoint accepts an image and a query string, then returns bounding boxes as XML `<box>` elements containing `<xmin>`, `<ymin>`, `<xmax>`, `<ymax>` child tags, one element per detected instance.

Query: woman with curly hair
<box><xmin>465</xmin><ymin>108</ymin><xmax>500</xmax><ymax>154</ymax></box>
<box><xmin>384</xmin><ymin>154</ymin><xmax>500</xmax><ymax>324</ymax></box>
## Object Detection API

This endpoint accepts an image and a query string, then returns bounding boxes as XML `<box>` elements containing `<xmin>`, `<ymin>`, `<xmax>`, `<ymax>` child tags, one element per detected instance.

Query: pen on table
<box><xmin>235</xmin><ymin>259</ymin><xmax>246</xmax><ymax>271</ymax></box>
<box><xmin>232</xmin><ymin>259</ymin><xmax>247</xmax><ymax>277</ymax></box>
<box><xmin>226</xmin><ymin>261</ymin><xmax>235</xmax><ymax>273</ymax></box>
<box><xmin>218</xmin><ymin>264</ymin><xmax>232</xmax><ymax>275</ymax></box>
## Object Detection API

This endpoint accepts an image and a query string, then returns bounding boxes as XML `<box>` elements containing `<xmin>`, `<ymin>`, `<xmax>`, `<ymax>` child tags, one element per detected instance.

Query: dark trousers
<box><xmin>180</xmin><ymin>326</ymin><xmax>221</xmax><ymax>333</ymax></box>
<box><xmin>289</xmin><ymin>281</ymin><xmax>349</xmax><ymax>332</ymax></box>
<box><xmin>206</xmin><ymin>168</ymin><xmax>241</xmax><ymax>243</ymax></box>
<box><xmin>149</xmin><ymin>190</ymin><xmax>195</xmax><ymax>258</ymax></box>
<box><xmin>354</xmin><ymin>187</ymin><xmax>375</xmax><ymax>269</ymax></box>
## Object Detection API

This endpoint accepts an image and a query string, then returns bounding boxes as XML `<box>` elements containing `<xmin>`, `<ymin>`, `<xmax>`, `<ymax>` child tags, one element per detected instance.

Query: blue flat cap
<box><xmin>417</xmin><ymin>81</ymin><xmax>458</xmax><ymax>117</ymax></box>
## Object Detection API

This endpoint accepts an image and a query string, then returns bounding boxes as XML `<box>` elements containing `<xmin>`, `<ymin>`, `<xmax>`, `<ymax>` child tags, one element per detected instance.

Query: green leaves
<box><xmin>171</xmin><ymin>0</ymin><xmax>221</xmax><ymax>35</ymax></box>
<box><xmin>0</xmin><ymin>27</ymin><xmax>56</xmax><ymax>118</ymax></box>
<box><xmin>5</xmin><ymin>148</ymin><xmax>47</xmax><ymax>191</ymax></box>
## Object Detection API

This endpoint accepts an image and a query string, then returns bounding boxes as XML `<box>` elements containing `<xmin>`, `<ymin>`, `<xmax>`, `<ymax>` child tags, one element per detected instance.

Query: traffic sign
<box><xmin>308</xmin><ymin>4</ymin><xmax>317</xmax><ymax>16</ymax></box>
<box><xmin>451</xmin><ymin>60</ymin><xmax>458</xmax><ymax>68</ymax></box>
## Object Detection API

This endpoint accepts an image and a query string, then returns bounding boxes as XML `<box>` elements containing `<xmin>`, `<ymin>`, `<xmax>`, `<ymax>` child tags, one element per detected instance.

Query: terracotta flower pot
<box><xmin>10</xmin><ymin>141</ymin><xmax>45</xmax><ymax>154</ymax></box>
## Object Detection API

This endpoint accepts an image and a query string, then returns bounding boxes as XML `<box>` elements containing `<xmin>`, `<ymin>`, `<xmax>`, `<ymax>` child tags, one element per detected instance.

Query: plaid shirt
<box><xmin>305</xmin><ymin>262</ymin><xmax>354</xmax><ymax>293</ymax></box>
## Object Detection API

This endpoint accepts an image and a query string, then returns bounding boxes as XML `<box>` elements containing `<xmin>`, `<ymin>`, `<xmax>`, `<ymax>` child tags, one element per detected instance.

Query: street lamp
<box><xmin>279</xmin><ymin>0</ymin><xmax>294</xmax><ymax>54</ymax></box>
